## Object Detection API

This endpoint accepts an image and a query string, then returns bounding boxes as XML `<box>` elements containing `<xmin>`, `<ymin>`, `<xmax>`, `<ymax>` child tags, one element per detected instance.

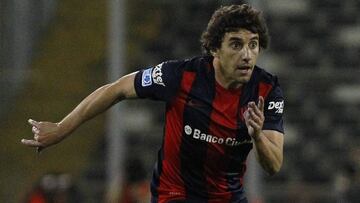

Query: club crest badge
<box><xmin>142</xmin><ymin>68</ymin><xmax>153</xmax><ymax>87</ymax></box>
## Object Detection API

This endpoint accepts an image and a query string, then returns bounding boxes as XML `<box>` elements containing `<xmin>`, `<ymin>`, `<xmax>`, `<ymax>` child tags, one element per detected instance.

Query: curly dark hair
<box><xmin>201</xmin><ymin>4</ymin><xmax>269</xmax><ymax>55</ymax></box>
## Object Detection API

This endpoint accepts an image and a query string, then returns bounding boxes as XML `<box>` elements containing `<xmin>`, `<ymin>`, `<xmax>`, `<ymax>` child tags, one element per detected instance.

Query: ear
<box><xmin>211</xmin><ymin>49</ymin><xmax>219</xmax><ymax>58</ymax></box>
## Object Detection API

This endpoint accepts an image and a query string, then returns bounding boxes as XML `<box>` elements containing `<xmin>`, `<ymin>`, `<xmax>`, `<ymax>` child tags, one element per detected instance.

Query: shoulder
<box><xmin>253</xmin><ymin>66</ymin><xmax>281</xmax><ymax>87</ymax></box>
<box><xmin>162</xmin><ymin>55</ymin><xmax>212</xmax><ymax>72</ymax></box>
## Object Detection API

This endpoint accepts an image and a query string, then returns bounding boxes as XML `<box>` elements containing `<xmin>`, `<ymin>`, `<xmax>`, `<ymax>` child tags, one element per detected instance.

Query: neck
<box><xmin>213</xmin><ymin>57</ymin><xmax>243</xmax><ymax>89</ymax></box>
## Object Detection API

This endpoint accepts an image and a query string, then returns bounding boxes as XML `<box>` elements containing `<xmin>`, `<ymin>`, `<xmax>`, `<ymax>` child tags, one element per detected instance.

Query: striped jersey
<box><xmin>134</xmin><ymin>55</ymin><xmax>284</xmax><ymax>203</ymax></box>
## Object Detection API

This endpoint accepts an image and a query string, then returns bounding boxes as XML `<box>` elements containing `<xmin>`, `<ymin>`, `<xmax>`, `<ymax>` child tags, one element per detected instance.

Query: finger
<box><xmin>252</xmin><ymin>105</ymin><xmax>264</xmax><ymax>120</ymax></box>
<box><xmin>249</xmin><ymin>108</ymin><xmax>261</xmax><ymax>123</ymax></box>
<box><xmin>258</xmin><ymin>96</ymin><xmax>264</xmax><ymax>112</ymax></box>
<box><xmin>248</xmin><ymin>119</ymin><xmax>261</xmax><ymax>131</ymax></box>
<box><xmin>248</xmin><ymin>101</ymin><xmax>257</xmax><ymax>113</ymax></box>
<box><xmin>248</xmin><ymin>102</ymin><xmax>262</xmax><ymax>119</ymax></box>
<box><xmin>21</xmin><ymin>139</ymin><xmax>42</xmax><ymax>147</ymax></box>
<box><xmin>249</xmin><ymin>101</ymin><xmax>258</xmax><ymax>109</ymax></box>
<box><xmin>248</xmin><ymin>101</ymin><xmax>255</xmax><ymax>108</ymax></box>
<box><xmin>32</xmin><ymin>126</ymin><xmax>40</xmax><ymax>134</ymax></box>
<box><xmin>249</xmin><ymin>99</ymin><xmax>264</xmax><ymax>117</ymax></box>
<box><xmin>28</xmin><ymin>119</ymin><xmax>40</xmax><ymax>128</ymax></box>
<box><xmin>243</xmin><ymin>109</ymin><xmax>250</xmax><ymax>123</ymax></box>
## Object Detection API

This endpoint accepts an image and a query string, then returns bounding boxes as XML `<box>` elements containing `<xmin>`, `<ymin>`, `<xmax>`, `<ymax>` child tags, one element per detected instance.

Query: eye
<box><xmin>230</xmin><ymin>41</ymin><xmax>242</xmax><ymax>50</ymax></box>
<box><xmin>249</xmin><ymin>41</ymin><xmax>258</xmax><ymax>49</ymax></box>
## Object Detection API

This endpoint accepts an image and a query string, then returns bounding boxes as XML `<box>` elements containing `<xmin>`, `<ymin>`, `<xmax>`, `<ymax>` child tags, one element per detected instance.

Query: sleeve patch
<box><xmin>142</xmin><ymin>68</ymin><xmax>153</xmax><ymax>87</ymax></box>
<box><xmin>267</xmin><ymin>100</ymin><xmax>284</xmax><ymax>114</ymax></box>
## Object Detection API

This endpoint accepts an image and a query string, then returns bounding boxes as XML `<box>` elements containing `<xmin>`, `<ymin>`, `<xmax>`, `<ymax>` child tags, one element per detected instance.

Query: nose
<box><xmin>242</xmin><ymin>47</ymin><xmax>251</xmax><ymax>63</ymax></box>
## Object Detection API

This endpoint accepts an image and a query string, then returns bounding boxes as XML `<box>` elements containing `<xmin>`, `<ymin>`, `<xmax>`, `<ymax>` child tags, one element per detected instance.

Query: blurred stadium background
<box><xmin>1</xmin><ymin>0</ymin><xmax>360</xmax><ymax>202</ymax></box>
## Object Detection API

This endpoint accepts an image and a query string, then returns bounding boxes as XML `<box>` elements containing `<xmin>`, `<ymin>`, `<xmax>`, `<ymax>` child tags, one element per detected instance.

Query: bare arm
<box><xmin>21</xmin><ymin>72</ymin><xmax>138</xmax><ymax>150</ymax></box>
<box><xmin>252</xmin><ymin>130</ymin><xmax>283</xmax><ymax>175</ymax></box>
<box><xmin>244</xmin><ymin>97</ymin><xmax>284</xmax><ymax>175</ymax></box>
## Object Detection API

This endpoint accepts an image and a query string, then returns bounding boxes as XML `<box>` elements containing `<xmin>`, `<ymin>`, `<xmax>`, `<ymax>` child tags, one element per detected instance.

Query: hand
<box><xmin>21</xmin><ymin>119</ymin><xmax>65</xmax><ymax>152</ymax></box>
<box><xmin>244</xmin><ymin>96</ymin><xmax>265</xmax><ymax>141</ymax></box>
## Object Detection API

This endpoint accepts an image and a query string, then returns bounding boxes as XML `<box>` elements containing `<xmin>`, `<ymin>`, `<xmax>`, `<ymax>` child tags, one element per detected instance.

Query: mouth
<box><xmin>236</xmin><ymin>65</ymin><xmax>252</xmax><ymax>74</ymax></box>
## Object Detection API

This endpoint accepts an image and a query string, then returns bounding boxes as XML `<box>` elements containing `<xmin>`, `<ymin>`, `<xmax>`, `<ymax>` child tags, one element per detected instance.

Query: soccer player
<box><xmin>22</xmin><ymin>4</ymin><xmax>284</xmax><ymax>203</ymax></box>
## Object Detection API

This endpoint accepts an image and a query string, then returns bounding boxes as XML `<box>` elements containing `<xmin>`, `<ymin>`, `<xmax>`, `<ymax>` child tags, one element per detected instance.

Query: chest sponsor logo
<box><xmin>152</xmin><ymin>63</ymin><xmax>165</xmax><ymax>86</ymax></box>
<box><xmin>184</xmin><ymin>125</ymin><xmax>252</xmax><ymax>146</ymax></box>
<box><xmin>268</xmin><ymin>100</ymin><xmax>284</xmax><ymax>113</ymax></box>
<box><xmin>141</xmin><ymin>68</ymin><xmax>153</xmax><ymax>87</ymax></box>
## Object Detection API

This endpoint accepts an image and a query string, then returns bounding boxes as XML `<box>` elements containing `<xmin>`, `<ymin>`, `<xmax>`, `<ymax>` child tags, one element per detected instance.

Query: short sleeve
<box><xmin>134</xmin><ymin>60</ymin><xmax>184</xmax><ymax>102</ymax></box>
<box><xmin>263</xmin><ymin>84</ymin><xmax>285</xmax><ymax>133</ymax></box>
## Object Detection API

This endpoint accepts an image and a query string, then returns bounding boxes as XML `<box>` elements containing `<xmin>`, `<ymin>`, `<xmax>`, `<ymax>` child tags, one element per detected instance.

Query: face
<box><xmin>213</xmin><ymin>29</ymin><xmax>260</xmax><ymax>88</ymax></box>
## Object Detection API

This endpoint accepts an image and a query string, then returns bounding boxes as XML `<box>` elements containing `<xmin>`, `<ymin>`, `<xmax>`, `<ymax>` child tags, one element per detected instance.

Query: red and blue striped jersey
<box><xmin>134</xmin><ymin>55</ymin><xmax>284</xmax><ymax>203</ymax></box>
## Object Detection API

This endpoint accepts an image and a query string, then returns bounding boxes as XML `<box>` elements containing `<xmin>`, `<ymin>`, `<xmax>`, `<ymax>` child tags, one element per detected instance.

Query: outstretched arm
<box><xmin>21</xmin><ymin>72</ymin><xmax>138</xmax><ymax>150</ymax></box>
<box><xmin>244</xmin><ymin>96</ymin><xmax>284</xmax><ymax>175</ymax></box>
